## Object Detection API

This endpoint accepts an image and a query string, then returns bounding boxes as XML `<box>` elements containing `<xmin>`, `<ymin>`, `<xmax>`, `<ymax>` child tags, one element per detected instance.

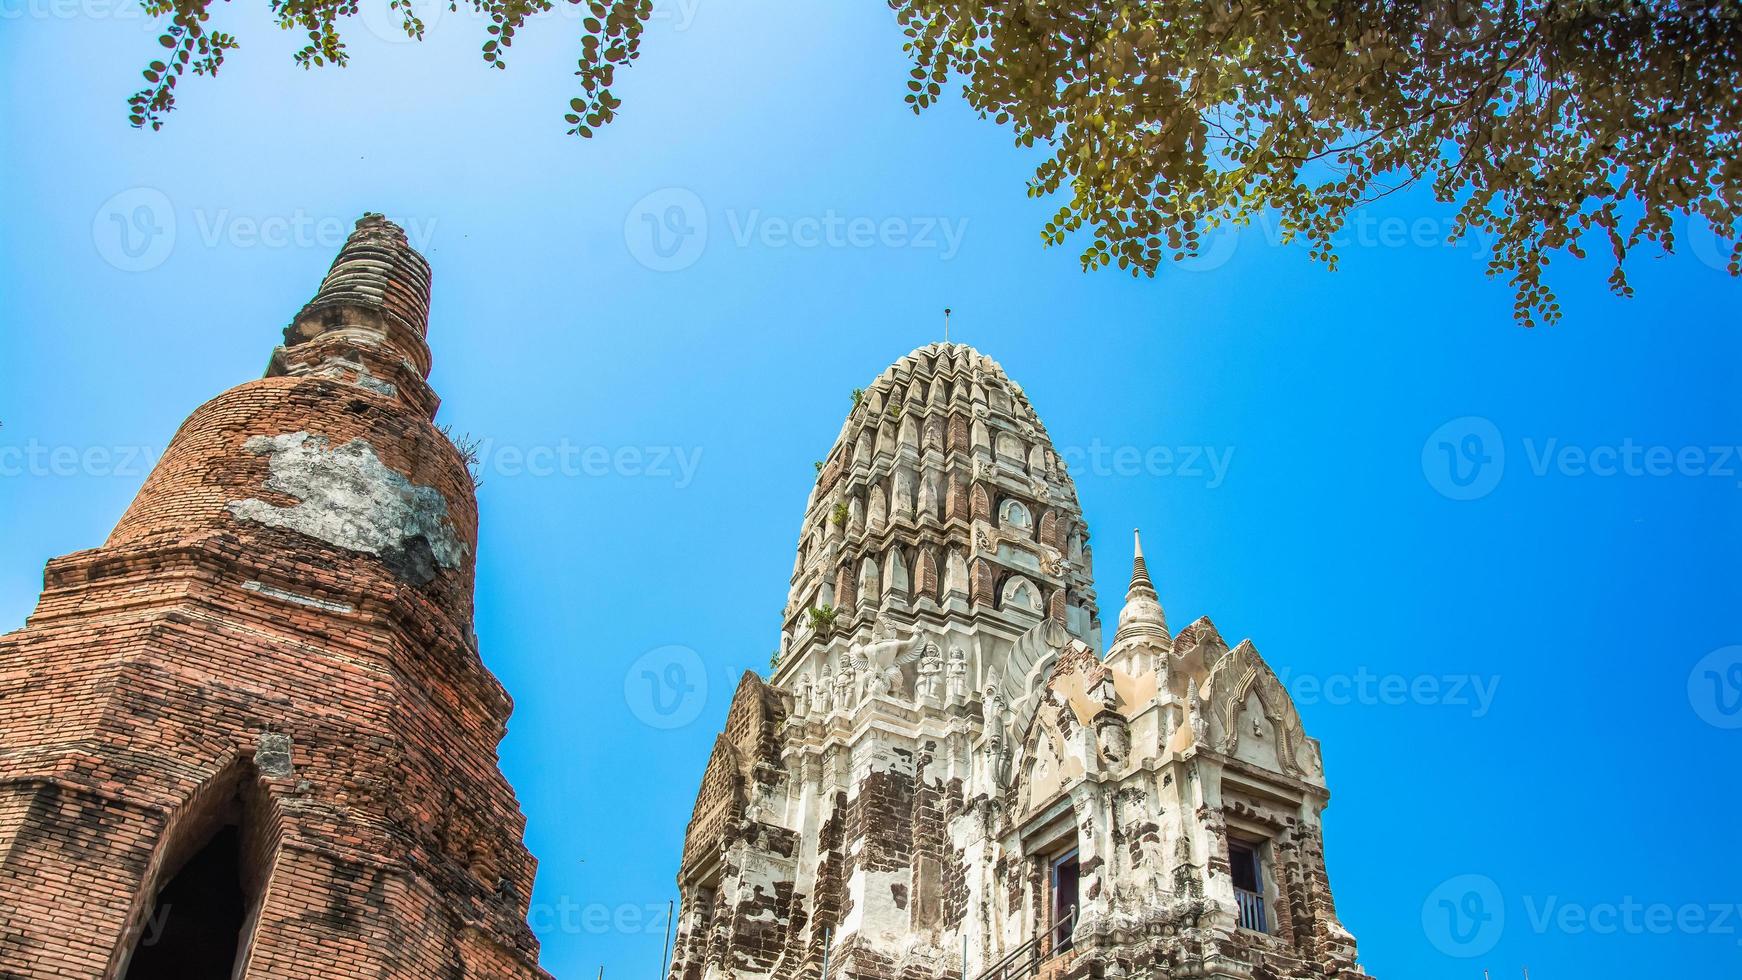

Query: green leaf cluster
<box><xmin>123</xmin><ymin>0</ymin><xmax>1742</xmax><ymax>323</ymax></box>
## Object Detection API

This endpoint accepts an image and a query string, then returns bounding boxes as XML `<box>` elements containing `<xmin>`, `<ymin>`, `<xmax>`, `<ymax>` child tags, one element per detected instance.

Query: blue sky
<box><xmin>3</xmin><ymin>2</ymin><xmax>1740</xmax><ymax>978</ymax></box>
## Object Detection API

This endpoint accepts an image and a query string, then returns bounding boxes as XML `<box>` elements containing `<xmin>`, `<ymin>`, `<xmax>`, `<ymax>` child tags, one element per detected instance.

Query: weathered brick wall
<box><xmin>0</xmin><ymin>215</ymin><xmax>548</xmax><ymax>980</ymax></box>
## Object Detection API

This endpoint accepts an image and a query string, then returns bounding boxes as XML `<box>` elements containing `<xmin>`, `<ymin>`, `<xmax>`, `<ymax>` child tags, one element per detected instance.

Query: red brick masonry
<box><xmin>0</xmin><ymin>216</ymin><xmax>550</xmax><ymax>980</ymax></box>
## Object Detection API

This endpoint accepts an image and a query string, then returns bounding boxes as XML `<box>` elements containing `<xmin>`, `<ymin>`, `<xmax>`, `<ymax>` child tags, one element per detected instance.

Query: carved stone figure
<box><xmin>916</xmin><ymin>642</ymin><xmax>943</xmax><ymax>704</ymax></box>
<box><xmin>946</xmin><ymin>645</ymin><xmax>969</xmax><ymax>704</ymax></box>
<box><xmin>817</xmin><ymin>664</ymin><xmax>835</xmax><ymax>713</ymax></box>
<box><xmin>836</xmin><ymin>649</ymin><xmax>857</xmax><ymax>709</ymax></box>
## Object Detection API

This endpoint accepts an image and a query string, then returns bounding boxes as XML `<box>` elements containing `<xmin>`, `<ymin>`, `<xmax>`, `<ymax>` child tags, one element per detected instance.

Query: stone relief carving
<box><xmin>945</xmin><ymin>645</ymin><xmax>968</xmax><ymax>704</ymax></box>
<box><xmin>916</xmin><ymin>642</ymin><xmax>942</xmax><ymax>704</ymax></box>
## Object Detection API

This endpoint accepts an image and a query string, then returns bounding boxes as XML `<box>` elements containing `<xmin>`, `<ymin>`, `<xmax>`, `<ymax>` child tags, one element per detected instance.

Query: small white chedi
<box><xmin>669</xmin><ymin>343</ymin><xmax>1368</xmax><ymax>980</ymax></box>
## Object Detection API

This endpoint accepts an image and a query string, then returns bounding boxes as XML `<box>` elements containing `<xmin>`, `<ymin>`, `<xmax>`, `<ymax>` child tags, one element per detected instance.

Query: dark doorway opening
<box><xmin>1049</xmin><ymin>850</ymin><xmax>1079</xmax><ymax>953</ymax></box>
<box><xmin>122</xmin><ymin>825</ymin><xmax>246</xmax><ymax>980</ymax></box>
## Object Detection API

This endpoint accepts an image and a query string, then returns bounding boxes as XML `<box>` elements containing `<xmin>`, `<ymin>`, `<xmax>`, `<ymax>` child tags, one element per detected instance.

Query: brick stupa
<box><xmin>0</xmin><ymin>215</ymin><xmax>551</xmax><ymax>980</ymax></box>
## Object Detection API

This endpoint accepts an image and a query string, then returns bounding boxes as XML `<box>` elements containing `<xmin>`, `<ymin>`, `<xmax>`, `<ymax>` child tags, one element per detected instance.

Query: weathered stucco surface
<box><xmin>670</xmin><ymin>343</ymin><xmax>1369</xmax><ymax>980</ymax></box>
<box><xmin>228</xmin><ymin>431</ymin><xmax>468</xmax><ymax>585</ymax></box>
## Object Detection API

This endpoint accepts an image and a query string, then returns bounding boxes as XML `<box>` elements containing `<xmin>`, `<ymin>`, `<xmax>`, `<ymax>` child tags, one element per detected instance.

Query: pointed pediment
<box><xmin>1012</xmin><ymin>690</ymin><xmax>1079</xmax><ymax>817</ymax></box>
<box><xmin>1201</xmin><ymin>639</ymin><xmax>1321</xmax><ymax>781</ymax></box>
<box><xmin>1167</xmin><ymin>614</ymin><xmax>1227</xmax><ymax>694</ymax></box>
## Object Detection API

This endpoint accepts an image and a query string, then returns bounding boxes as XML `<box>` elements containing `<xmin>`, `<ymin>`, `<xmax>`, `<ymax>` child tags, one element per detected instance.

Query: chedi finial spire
<box><xmin>294</xmin><ymin>212</ymin><xmax>432</xmax><ymax>339</ymax></box>
<box><xmin>275</xmin><ymin>212</ymin><xmax>435</xmax><ymax>377</ymax></box>
<box><xmin>1113</xmin><ymin>527</ymin><xmax>1168</xmax><ymax>648</ymax></box>
<box><xmin>1130</xmin><ymin>527</ymin><xmax>1156</xmax><ymax>598</ymax></box>
<box><xmin>268</xmin><ymin>212</ymin><xmax>442</xmax><ymax>417</ymax></box>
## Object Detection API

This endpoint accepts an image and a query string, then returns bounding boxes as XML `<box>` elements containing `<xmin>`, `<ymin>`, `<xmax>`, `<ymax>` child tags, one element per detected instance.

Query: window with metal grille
<box><xmin>1229</xmin><ymin>840</ymin><xmax>1268</xmax><ymax>934</ymax></box>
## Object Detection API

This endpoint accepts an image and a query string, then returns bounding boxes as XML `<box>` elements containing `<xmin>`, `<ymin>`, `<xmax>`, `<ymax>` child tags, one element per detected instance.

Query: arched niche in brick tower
<box><xmin>106</xmin><ymin>756</ymin><xmax>281</xmax><ymax>979</ymax></box>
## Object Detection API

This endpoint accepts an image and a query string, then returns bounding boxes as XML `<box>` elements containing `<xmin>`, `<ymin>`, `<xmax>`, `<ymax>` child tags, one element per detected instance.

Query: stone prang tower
<box><xmin>0</xmin><ymin>216</ymin><xmax>550</xmax><ymax>980</ymax></box>
<box><xmin>669</xmin><ymin>344</ymin><xmax>1368</xmax><ymax>980</ymax></box>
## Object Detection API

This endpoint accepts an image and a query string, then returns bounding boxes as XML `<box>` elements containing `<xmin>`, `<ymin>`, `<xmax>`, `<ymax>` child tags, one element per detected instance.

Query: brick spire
<box><xmin>292</xmin><ymin>212</ymin><xmax>432</xmax><ymax>341</ymax></box>
<box><xmin>0</xmin><ymin>216</ymin><xmax>551</xmax><ymax>980</ymax></box>
<box><xmin>268</xmin><ymin>213</ymin><xmax>442</xmax><ymax>417</ymax></box>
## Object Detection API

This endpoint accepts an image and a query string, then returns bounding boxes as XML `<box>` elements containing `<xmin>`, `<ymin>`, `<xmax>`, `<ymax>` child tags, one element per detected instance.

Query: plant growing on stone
<box><xmin>119</xmin><ymin>0</ymin><xmax>1741</xmax><ymax>325</ymax></box>
<box><xmin>807</xmin><ymin>604</ymin><xmax>839</xmax><ymax>636</ymax></box>
<box><xmin>436</xmin><ymin>423</ymin><xmax>484</xmax><ymax>489</ymax></box>
<box><xmin>829</xmin><ymin>501</ymin><xmax>850</xmax><ymax>527</ymax></box>
<box><xmin>851</xmin><ymin>388</ymin><xmax>866</xmax><ymax>408</ymax></box>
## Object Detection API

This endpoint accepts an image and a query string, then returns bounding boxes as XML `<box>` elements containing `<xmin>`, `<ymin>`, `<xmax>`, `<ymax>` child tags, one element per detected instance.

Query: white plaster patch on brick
<box><xmin>859</xmin><ymin>868</ymin><xmax>911</xmax><ymax>944</ymax></box>
<box><xmin>228</xmin><ymin>432</ymin><xmax>467</xmax><ymax>582</ymax></box>
<box><xmin>241</xmin><ymin>579</ymin><xmax>356</xmax><ymax>613</ymax></box>
<box><xmin>837</xmin><ymin>866</ymin><xmax>868</xmax><ymax>938</ymax></box>
<box><xmin>314</xmin><ymin>359</ymin><xmax>399</xmax><ymax>398</ymax></box>
<box><xmin>852</xmin><ymin>737</ymin><xmax>916</xmax><ymax>782</ymax></box>
<box><xmin>737</xmin><ymin>850</ymin><xmax>793</xmax><ymax>911</ymax></box>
